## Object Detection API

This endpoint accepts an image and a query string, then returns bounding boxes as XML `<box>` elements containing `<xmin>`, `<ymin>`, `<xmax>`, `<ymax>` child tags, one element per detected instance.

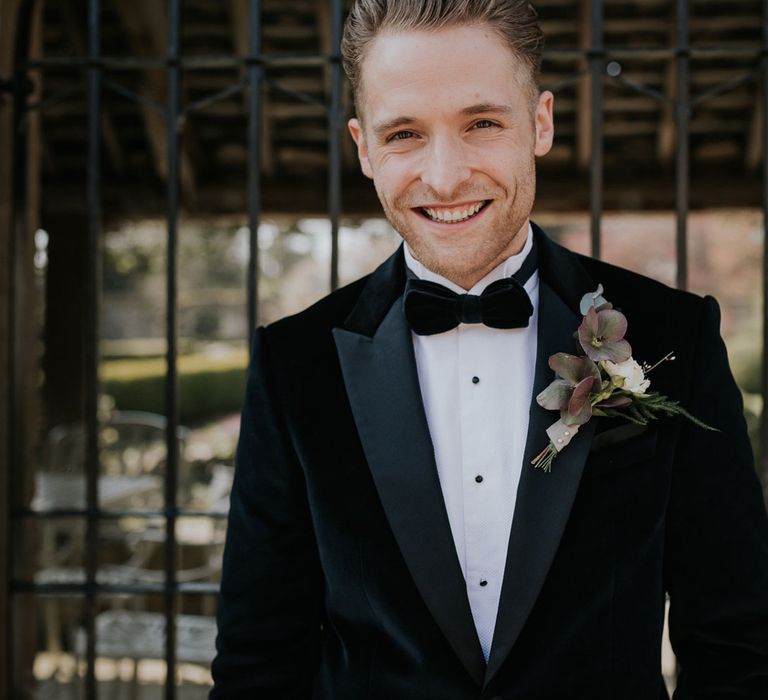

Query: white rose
<box><xmin>600</xmin><ymin>358</ymin><xmax>650</xmax><ymax>395</ymax></box>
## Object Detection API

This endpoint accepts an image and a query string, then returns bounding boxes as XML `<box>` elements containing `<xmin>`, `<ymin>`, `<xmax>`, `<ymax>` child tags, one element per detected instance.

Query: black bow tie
<box><xmin>403</xmin><ymin>240</ymin><xmax>537</xmax><ymax>336</ymax></box>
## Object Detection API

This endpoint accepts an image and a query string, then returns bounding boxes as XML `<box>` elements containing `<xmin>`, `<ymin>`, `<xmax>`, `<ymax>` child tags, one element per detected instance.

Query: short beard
<box><xmin>379</xmin><ymin>168</ymin><xmax>536</xmax><ymax>289</ymax></box>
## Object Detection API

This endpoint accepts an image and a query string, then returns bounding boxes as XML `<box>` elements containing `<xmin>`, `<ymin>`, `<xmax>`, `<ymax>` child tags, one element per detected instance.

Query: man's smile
<box><xmin>415</xmin><ymin>199</ymin><xmax>491</xmax><ymax>224</ymax></box>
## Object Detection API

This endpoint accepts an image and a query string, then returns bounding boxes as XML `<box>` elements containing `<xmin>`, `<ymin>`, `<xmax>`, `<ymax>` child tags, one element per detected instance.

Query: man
<box><xmin>211</xmin><ymin>1</ymin><xmax>768</xmax><ymax>698</ymax></box>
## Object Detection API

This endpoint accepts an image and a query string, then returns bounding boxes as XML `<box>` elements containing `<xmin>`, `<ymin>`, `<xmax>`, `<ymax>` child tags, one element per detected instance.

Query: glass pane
<box><xmin>18</xmin><ymin>516</ymin><xmax>173</xmax><ymax>589</ymax></box>
<box><xmin>176</xmin><ymin>517</ymin><xmax>225</xmax><ymax>586</ymax></box>
<box><xmin>21</xmin><ymin>517</ymin><xmax>86</xmax><ymax>586</ymax></box>
<box><xmin>100</xmin><ymin>218</ymin><xmax>170</xmax><ymax>518</ymax></box>
<box><xmin>337</xmin><ymin>218</ymin><xmax>400</xmax><ymax>288</ymax></box>
<box><xmin>178</xmin><ymin>594</ymin><xmax>219</xmax><ymax>693</ymax></box>
<box><xmin>87</xmin><ymin>594</ymin><xmax>217</xmax><ymax>695</ymax></box>
<box><xmin>259</xmin><ymin>217</ymin><xmax>333</xmax><ymax>322</ymax></box>
<box><xmin>177</xmin><ymin>219</ymin><xmax>248</xmax><ymax>510</ymax></box>
<box><xmin>11</xmin><ymin>593</ymin><xmax>85</xmax><ymax>700</ymax></box>
<box><xmin>98</xmin><ymin>517</ymin><xmax>166</xmax><ymax>587</ymax></box>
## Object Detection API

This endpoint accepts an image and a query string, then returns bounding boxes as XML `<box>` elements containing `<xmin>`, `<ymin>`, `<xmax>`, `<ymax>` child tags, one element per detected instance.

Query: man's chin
<box><xmin>407</xmin><ymin>247</ymin><xmax>498</xmax><ymax>287</ymax></box>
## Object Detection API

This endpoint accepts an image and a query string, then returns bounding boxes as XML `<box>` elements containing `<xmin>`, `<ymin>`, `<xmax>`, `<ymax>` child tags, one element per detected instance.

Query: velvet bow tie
<box><xmin>402</xmin><ymin>236</ymin><xmax>538</xmax><ymax>335</ymax></box>
<box><xmin>403</xmin><ymin>276</ymin><xmax>534</xmax><ymax>335</ymax></box>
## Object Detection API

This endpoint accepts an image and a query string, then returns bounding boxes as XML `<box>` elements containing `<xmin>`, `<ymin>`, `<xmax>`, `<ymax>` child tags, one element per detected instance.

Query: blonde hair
<box><xmin>341</xmin><ymin>0</ymin><xmax>544</xmax><ymax>109</ymax></box>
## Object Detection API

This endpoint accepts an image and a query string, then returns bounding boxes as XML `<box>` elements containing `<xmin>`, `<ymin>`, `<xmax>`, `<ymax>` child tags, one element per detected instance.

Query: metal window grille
<box><xmin>4</xmin><ymin>1</ymin><xmax>768</xmax><ymax>699</ymax></box>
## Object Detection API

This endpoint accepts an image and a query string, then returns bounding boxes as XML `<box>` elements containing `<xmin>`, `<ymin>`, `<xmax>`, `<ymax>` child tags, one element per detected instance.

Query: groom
<box><xmin>211</xmin><ymin>1</ymin><xmax>768</xmax><ymax>698</ymax></box>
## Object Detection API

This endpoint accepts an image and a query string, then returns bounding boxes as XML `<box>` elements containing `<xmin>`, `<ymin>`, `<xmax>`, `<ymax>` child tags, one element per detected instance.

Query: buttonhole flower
<box><xmin>531</xmin><ymin>286</ymin><xmax>718</xmax><ymax>473</ymax></box>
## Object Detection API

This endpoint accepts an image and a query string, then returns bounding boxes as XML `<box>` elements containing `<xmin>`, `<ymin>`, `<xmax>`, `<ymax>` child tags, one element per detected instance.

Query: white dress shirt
<box><xmin>403</xmin><ymin>224</ymin><xmax>539</xmax><ymax>661</ymax></box>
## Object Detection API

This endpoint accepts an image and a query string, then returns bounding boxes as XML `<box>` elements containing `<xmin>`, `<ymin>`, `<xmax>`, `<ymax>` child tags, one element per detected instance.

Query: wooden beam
<box><xmin>341</xmin><ymin>77</ymin><xmax>358</xmax><ymax>172</ymax></box>
<box><xmin>59</xmin><ymin>0</ymin><xmax>125</xmax><ymax>174</ymax></box>
<box><xmin>114</xmin><ymin>0</ymin><xmax>198</xmax><ymax>210</ymax></box>
<box><xmin>657</xmin><ymin>59</ymin><xmax>676</xmax><ymax>165</ymax></box>
<box><xmin>228</xmin><ymin>0</ymin><xmax>248</xmax><ymax>69</ymax></box>
<box><xmin>657</xmin><ymin>4</ymin><xmax>678</xmax><ymax>165</ymax></box>
<box><xmin>746</xmin><ymin>87</ymin><xmax>762</xmax><ymax>170</ymax></box>
<box><xmin>261</xmin><ymin>88</ymin><xmax>275</xmax><ymax>177</ymax></box>
<box><xmin>312</xmin><ymin>0</ymin><xmax>356</xmax><ymax>171</ymax></box>
<box><xmin>576</xmin><ymin>0</ymin><xmax>591</xmax><ymax>170</ymax></box>
<box><xmin>227</xmin><ymin>0</ymin><xmax>274</xmax><ymax>175</ymax></box>
<box><xmin>314</xmin><ymin>0</ymin><xmax>332</xmax><ymax>97</ymax></box>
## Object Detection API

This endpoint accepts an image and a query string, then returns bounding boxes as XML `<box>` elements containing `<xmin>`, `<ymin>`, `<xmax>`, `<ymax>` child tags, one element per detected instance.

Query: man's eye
<box><xmin>472</xmin><ymin>119</ymin><xmax>498</xmax><ymax>129</ymax></box>
<box><xmin>388</xmin><ymin>130</ymin><xmax>416</xmax><ymax>142</ymax></box>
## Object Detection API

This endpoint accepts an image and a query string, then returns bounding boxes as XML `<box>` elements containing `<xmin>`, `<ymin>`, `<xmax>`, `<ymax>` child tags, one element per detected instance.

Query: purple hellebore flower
<box><xmin>577</xmin><ymin>306</ymin><xmax>632</xmax><ymax>363</ymax></box>
<box><xmin>537</xmin><ymin>353</ymin><xmax>602</xmax><ymax>426</ymax></box>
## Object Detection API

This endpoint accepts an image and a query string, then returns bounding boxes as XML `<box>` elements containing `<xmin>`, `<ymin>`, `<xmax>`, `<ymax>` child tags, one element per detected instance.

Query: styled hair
<box><xmin>341</xmin><ymin>0</ymin><xmax>544</xmax><ymax>109</ymax></box>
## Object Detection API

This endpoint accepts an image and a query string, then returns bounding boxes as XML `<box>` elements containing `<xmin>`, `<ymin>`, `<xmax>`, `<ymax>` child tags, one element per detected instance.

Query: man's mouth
<box><xmin>417</xmin><ymin>200</ymin><xmax>490</xmax><ymax>224</ymax></box>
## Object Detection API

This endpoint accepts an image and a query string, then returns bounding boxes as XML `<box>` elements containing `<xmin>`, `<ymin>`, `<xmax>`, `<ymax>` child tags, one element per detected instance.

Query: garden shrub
<box><xmin>102</xmin><ymin>351</ymin><xmax>248</xmax><ymax>424</ymax></box>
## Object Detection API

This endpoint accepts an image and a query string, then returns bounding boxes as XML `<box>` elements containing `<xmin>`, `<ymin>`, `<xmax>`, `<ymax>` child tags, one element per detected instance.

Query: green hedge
<box><xmin>102</xmin><ymin>352</ymin><xmax>248</xmax><ymax>424</ymax></box>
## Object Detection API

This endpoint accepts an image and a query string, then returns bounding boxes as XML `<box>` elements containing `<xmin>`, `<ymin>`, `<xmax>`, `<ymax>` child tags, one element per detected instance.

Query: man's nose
<box><xmin>419</xmin><ymin>136</ymin><xmax>472</xmax><ymax>200</ymax></box>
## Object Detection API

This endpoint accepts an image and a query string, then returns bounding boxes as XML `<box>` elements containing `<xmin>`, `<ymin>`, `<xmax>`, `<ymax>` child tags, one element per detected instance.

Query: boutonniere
<box><xmin>532</xmin><ymin>285</ymin><xmax>718</xmax><ymax>472</ymax></box>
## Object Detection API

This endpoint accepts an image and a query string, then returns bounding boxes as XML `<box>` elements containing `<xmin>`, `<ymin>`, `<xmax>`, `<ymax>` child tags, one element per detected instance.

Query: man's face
<box><xmin>348</xmin><ymin>23</ymin><xmax>554</xmax><ymax>289</ymax></box>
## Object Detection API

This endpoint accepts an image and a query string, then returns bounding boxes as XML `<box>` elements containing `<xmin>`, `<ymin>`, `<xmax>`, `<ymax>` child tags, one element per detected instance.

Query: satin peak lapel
<box><xmin>485</xmin><ymin>232</ymin><xmax>598</xmax><ymax>687</ymax></box>
<box><xmin>333</xmin><ymin>281</ymin><xmax>486</xmax><ymax>686</ymax></box>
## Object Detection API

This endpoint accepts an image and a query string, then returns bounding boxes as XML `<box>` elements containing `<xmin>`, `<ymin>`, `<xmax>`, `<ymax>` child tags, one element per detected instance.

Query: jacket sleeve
<box><xmin>666</xmin><ymin>295</ymin><xmax>768</xmax><ymax>698</ymax></box>
<box><xmin>210</xmin><ymin>326</ymin><xmax>323</xmax><ymax>699</ymax></box>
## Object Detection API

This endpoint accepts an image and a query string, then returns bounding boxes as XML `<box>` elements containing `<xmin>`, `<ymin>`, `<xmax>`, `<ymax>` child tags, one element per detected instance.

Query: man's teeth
<box><xmin>422</xmin><ymin>201</ymin><xmax>485</xmax><ymax>223</ymax></box>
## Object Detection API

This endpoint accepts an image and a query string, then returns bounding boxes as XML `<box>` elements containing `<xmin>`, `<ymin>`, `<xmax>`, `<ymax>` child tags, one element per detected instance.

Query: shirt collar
<box><xmin>403</xmin><ymin>222</ymin><xmax>534</xmax><ymax>295</ymax></box>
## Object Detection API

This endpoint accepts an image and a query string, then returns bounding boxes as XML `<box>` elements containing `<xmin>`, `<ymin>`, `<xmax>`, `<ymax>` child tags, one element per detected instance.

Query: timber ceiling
<box><xmin>32</xmin><ymin>0</ymin><xmax>767</xmax><ymax>217</ymax></box>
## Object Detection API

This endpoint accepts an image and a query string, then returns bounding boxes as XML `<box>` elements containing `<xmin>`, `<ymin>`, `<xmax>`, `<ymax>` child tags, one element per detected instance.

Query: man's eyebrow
<box><xmin>461</xmin><ymin>103</ymin><xmax>513</xmax><ymax>116</ymax></box>
<box><xmin>372</xmin><ymin>116</ymin><xmax>416</xmax><ymax>139</ymax></box>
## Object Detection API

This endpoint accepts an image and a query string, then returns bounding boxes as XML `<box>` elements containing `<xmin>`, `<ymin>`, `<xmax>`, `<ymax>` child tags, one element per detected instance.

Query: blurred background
<box><xmin>1</xmin><ymin>0</ymin><xmax>767</xmax><ymax>698</ymax></box>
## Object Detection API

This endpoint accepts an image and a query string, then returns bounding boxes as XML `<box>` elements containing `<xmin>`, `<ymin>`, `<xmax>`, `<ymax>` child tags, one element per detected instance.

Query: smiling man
<box><xmin>210</xmin><ymin>2</ymin><xmax>768</xmax><ymax>699</ymax></box>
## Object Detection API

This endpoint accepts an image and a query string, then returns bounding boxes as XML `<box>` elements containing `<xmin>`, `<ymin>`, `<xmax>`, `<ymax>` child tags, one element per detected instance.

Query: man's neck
<box><xmin>405</xmin><ymin>222</ymin><xmax>533</xmax><ymax>292</ymax></box>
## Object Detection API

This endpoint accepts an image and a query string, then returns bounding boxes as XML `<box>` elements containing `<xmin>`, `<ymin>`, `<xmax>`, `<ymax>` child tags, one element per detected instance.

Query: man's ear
<box><xmin>533</xmin><ymin>90</ymin><xmax>555</xmax><ymax>158</ymax></box>
<box><xmin>347</xmin><ymin>118</ymin><xmax>374</xmax><ymax>179</ymax></box>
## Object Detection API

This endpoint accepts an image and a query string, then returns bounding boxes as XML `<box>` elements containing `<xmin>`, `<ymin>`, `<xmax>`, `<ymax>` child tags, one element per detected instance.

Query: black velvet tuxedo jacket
<box><xmin>210</xmin><ymin>225</ymin><xmax>768</xmax><ymax>699</ymax></box>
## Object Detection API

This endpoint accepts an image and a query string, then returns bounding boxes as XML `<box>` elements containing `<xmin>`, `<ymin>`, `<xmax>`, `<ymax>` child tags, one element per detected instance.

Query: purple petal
<box><xmin>597</xmin><ymin>309</ymin><xmax>628</xmax><ymax>341</ymax></box>
<box><xmin>597</xmin><ymin>339</ymin><xmax>632</xmax><ymax>363</ymax></box>
<box><xmin>548</xmin><ymin>353</ymin><xmax>584</xmax><ymax>385</ymax></box>
<box><xmin>583</xmin><ymin>306</ymin><xmax>599</xmax><ymax>335</ymax></box>
<box><xmin>567</xmin><ymin>376</ymin><xmax>594</xmax><ymax>417</ymax></box>
<box><xmin>577</xmin><ymin>308</ymin><xmax>601</xmax><ymax>356</ymax></box>
<box><xmin>537</xmin><ymin>380</ymin><xmax>573</xmax><ymax>411</ymax></box>
<box><xmin>577</xmin><ymin>325</ymin><xmax>592</xmax><ymax>357</ymax></box>
<box><xmin>549</xmin><ymin>353</ymin><xmax>601</xmax><ymax>386</ymax></box>
<box><xmin>561</xmin><ymin>399</ymin><xmax>593</xmax><ymax>426</ymax></box>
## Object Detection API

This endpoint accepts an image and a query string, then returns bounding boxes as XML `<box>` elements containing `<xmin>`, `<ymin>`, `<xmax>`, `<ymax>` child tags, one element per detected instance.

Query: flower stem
<box><xmin>532</xmin><ymin>443</ymin><xmax>558</xmax><ymax>472</ymax></box>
